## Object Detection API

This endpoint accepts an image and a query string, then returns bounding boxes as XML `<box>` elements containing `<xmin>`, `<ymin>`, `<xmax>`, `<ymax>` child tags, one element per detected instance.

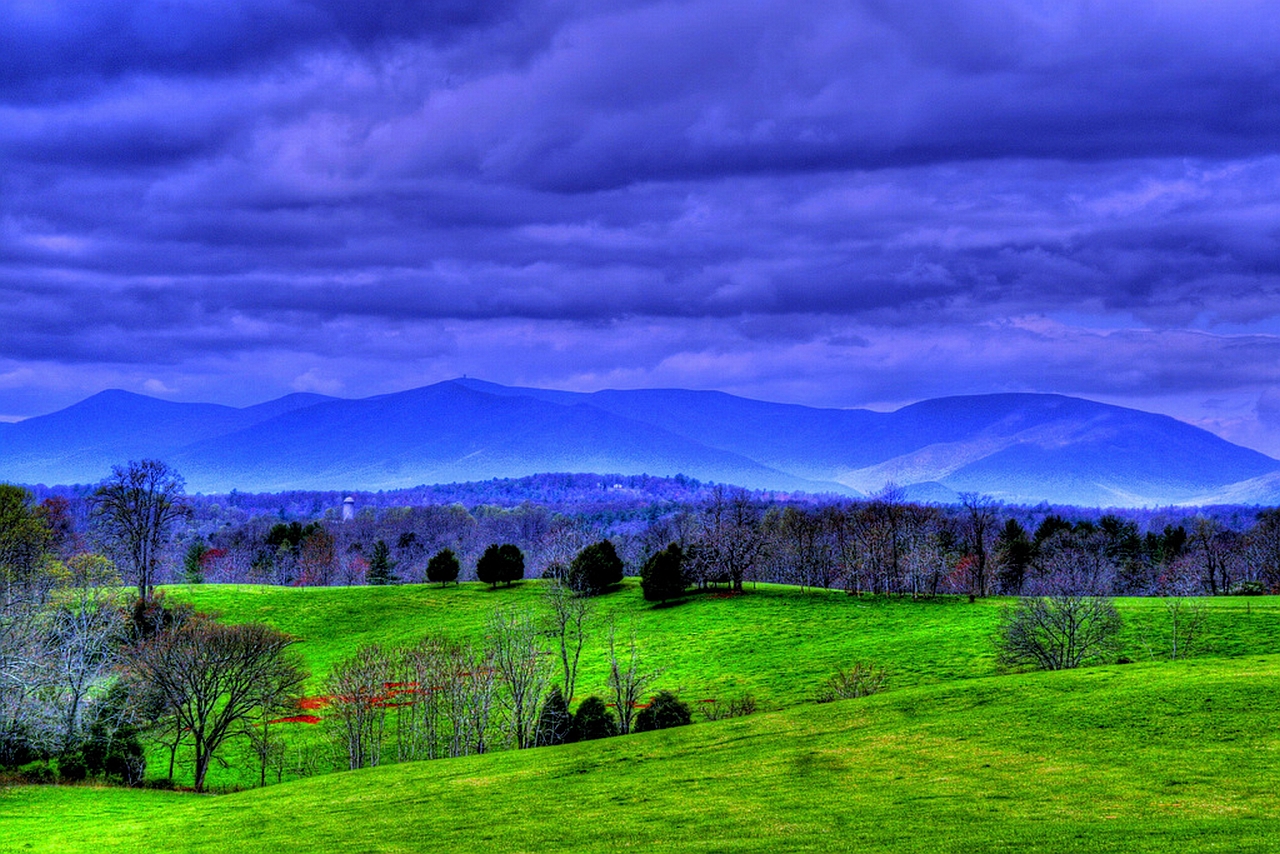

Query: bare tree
<box><xmin>126</xmin><ymin>617</ymin><xmax>307</xmax><ymax>791</ymax></box>
<box><xmin>542</xmin><ymin>582</ymin><xmax>591</xmax><ymax>700</ymax></box>
<box><xmin>998</xmin><ymin>594</ymin><xmax>1123</xmax><ymax>671</ymax></box>
<box><xmin>93</xmin><ymin>460</ymin><xmax>188</xmax><ymax>603</ymax></box>
<box><xmin>1161</xmin><ymin>597</ymin><xmax>1206</xmax><ymax>661</ymax></box>
<box><xmin>689</xmin><ymin>486</ymin><xmax>766</xmax><ymax>593</ymax></box>
<box><xmin>48</xmin><ymin>553</ymin><xmax>126</xmax><ymax>752</ymax></box>
<box><xmin>325</xmin><ymin>644</ymin><xmax>393</xmax><ymax>770</ymax></box>
<box><xmin>606</xmin><ymin>619</ymin><xmax>663</xmax><ymax>735</ymax></box>
<box><xmin>488</xmin><ymin>607</ymin><xmax>550</xmax><ymax>750</ymax></box>
<box><xmin>959</xmin><ymin>493</ymin><xmax>998</xmax><ymax>598</ymax></box>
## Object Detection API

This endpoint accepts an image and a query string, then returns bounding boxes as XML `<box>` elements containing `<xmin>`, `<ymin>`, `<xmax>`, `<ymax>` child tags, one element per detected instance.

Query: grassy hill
<box><xmin>5</xmin><ymin>582</ymin><xmax>1280</xmax><ymax>851</ymax></box>
<box><xmin>4</xmin><ymin>653</ymin><xmax>1279</xmax><ymax>853</ymax></box>
<box><xmin>166</xmin><ymin>580</ymin><xmax>1280</xmax><ymax>699</ymax></box>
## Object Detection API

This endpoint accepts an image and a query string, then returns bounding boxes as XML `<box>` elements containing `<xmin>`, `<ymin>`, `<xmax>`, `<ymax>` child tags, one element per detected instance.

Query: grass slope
<box><xmin>139</xmin><ymin>582</ymin><xmax>1280</xmax><ymax>791</ymax></box>
<box><xmin>167</xmin><ymin>581</ymin><xmax>1280</xmax><ymax>703</ymax></box>
<box><xmin>4</xmin><ymin>654</ymin><xmax>1279</xmax><ymax>852</ymax></box>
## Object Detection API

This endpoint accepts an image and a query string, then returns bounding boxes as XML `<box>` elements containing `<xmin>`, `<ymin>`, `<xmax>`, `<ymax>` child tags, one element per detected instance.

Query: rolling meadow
<box><xmin>4</xmin><ymin>580</ymin><xmax>1280</xmax><ymax>852</ymax></box>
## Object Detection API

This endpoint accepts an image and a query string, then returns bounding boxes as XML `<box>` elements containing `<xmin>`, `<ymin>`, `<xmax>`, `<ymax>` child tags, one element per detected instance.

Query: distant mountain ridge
<box><xmin>2</xmin><ymin>379</ymin><xmax>1278</xmax><ymax>507</ymax></box>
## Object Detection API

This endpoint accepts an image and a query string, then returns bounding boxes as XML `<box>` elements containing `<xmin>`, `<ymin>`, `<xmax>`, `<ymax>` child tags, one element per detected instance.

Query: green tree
<box><xmin>367</xmin><ymin>540</ymin><xmax>397</xmax><ymax>585</ymax></box>
<box><xmin>640</xmin><ymin>543</ymin><xmax>687</xmax><ymax>602</ymax></box>
<box><xmin>994</xmin><ymin>520</ymin><xmax>1032</xmax><ymax>595</ymax></box>
<box><xmin>426</xmin><ymin>548</ymin><xmax>461</xmax><ymax>586</ymax></box>
<box><xmin>569</xmin><ymin>696</ymin><xmax>617</xmax><ymax>742</ymax></box>
<box><xmin>634</xmin><ymin>690</ymin><xmax>692</xmax><ymax>733</ymax></box>
<box><xmin>567</xmin><ymin>539</ymin><xmax>624</xmax><ymax>597</ymax></box>
<box><xmin>182</xmin><ymin>538</ymin><xmax>208</xmax><ymax>585</ymax></box>
<box><xmin>0</xmin><ymin>484</ymin><xmax>53</xmax><ymax>605</ymax></box>
<box><xmin>477</xmin><ymin>543</ymin><xmax>524</xmax><ymax>588</ymax></box>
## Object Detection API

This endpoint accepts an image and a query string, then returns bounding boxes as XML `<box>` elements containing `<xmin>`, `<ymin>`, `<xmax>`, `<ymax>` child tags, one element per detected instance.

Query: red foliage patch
<box><xmin>269</xmin><ymin>714</ymin><xmax>322</xmax><ymax>725</ymax></box>
<box><xmin>298</xmin><ymin>696</ymin><xmax>332</xmax><ymax>710</ymax></box>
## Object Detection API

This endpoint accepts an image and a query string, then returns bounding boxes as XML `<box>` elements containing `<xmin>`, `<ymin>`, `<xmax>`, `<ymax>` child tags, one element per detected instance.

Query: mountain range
<box><xmin>2</xmin><ymin>378</ymin><xmax>1279</xmax><ymax>507</ymax></box>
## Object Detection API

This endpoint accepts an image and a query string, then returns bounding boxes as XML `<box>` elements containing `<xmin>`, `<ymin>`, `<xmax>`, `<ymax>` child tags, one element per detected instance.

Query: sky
<box><xmin>3</xmin><ymin>0</ymin><xmax>1280</xmax><ymax>455</ymax></box>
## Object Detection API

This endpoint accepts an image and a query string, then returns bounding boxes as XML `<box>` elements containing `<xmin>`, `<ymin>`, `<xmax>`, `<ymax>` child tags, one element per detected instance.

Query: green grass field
<box><xmin>4</xmin><ymin>654</ymin><xmax>1279</xmax><ymax>852</ymax></box>
<box><xmin>4</xmin><ymin>582</ymin><xmax>1280</xmax><ymax>851</ymax></box>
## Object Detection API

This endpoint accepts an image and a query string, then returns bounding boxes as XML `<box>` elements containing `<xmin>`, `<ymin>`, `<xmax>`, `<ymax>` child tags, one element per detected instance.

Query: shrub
<box><xmin>634</xmin><ymin>690</ymin><xmax>692</xmax><ymax>733</ymax></box>
<box><xmin>699</xmin><ymin>692</ymin><xmax>757</xmax><ymax>722</ymax></box>
<box><xmin>640</xmin><ymin>543</ymin><xmax>688</xmax><ymax>603</ymax></box>
<box><xmin>18</xmin><ymin>762</ymin><xmax>55</xmax><ymax>785</ymax></box>
<box><xmin>57</xmin><ymin>751</ymin><xmax>88</xmax><ymax>783</ymax></box>
<box><xmin>567</xmin><ymin>540</ymin><xmax>624</xmax><ymax>596</ymax></box>
<box><xmin>426</xmin><ymin>548</ymin><xmax>461</xmax><ymax>586</ymax></box>
<box><xmin>569</xmin><ymin>696</ymin><xmax>618</xmax><ymax>742</ymax></box>
<box><xmin>816</xmin><ymin>663</ymin><xmax>888</xmax><ymax>703</ymax></box>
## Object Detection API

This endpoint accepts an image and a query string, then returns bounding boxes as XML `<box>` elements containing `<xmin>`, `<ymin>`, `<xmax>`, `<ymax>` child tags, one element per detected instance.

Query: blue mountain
<box><xmin>2</xmin><ymin>380</ymin><xmax>1277</xmax><ymax>507</ymax></box>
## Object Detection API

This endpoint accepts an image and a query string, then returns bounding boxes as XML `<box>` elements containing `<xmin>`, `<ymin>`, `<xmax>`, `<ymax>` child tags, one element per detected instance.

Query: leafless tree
<box><xmin>607</xmin><ymin>619</ymin><xmax>663</xmax><ymax>735</ymax></box>
<box><xmin>325</xmin><ymin>644</ymin><xmax>393</xmax><ymax>770</ymax></box>
<box><xmin>1162</xmin><ymin>596</ymin><xmax>1206</xmax><ymax>661</ymax></box>
<box><xmin>998</xmin><ymin>594</ymin><xmax>1122</xmax><ymax>671</ymax></box>
<box><xmin>959</xmin><ymin>493</ymin><xmax>999</xmax><ymax>598</ymax></box>
<box><xmin>488</xmin><ymin>607</ymin><xmax>551</xmax><ymax>750</ymax></box>
<box><xmin>1188</xmin><ymin>516</ymin><xmax>1238</xmax><ymax>595</ymax></box>
<box><xmin>542</xmin><ymin>582</ymin><xmax>591</xmax><ymax>700</ymax></box>
<box><xmin>47</xmin><ymin>553</ymin><xmax>126</xmax><ymax>752</ymax></box>
<box><xmin>689</xmin><ymin>486</ymin><xmax>766</xmax><ymax>593</ymax></box>
<box><xmin>92</xmin><ymin>460</ymin><xmax>188</xmax><ymax>603</ymax></box>
<box><xmin>126</xmin><ymin>617</ymin><xmax>307</xmax><ymax>791</ymax></box>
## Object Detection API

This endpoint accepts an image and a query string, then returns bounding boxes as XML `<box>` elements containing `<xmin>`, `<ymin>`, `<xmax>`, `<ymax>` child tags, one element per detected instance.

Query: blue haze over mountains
<box><xmin>2</xmin><ymin>379</ymin><xmax>1278</xmax><ymax>508</ymax></box>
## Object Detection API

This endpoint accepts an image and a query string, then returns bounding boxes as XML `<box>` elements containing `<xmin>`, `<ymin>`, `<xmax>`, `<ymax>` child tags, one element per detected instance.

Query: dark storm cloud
<box><xmin>0</xmin><ymin>0</ymin><xmax>518</xmax><ymax>101</ymax></box>
<box><xmin>3</xmin><ymin>0</ymin><xmax>1280</xmax><ymax>454</ymax></box>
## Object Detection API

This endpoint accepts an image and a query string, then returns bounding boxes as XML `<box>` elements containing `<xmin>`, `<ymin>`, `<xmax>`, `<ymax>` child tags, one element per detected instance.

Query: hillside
<box><xmin>5</xmin><ymin>652</ymin><xmax>1280</xmax><ymax>853</ymax></box>
<box><xmin>3</xmin><ymin>380</ymin><xmax>1278</xmax><ymax>506</ymax></box>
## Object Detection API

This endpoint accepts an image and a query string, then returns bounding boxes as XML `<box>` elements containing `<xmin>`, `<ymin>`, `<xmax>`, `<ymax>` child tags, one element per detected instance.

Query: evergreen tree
<box><xmin>426</xmin><ymin>548</ymin><xmax>461</xmax><ymax>587</ymax></box>
<box><xmin>640</xmin><ymin>543</ymin><xmax>687</xmax><ymax>602</ymax></box>
<box><xmin>634</xmin><ymin>690</ymin><xmax>692</xmax><ymax>732</ymax></box>
<box><xmin>568</xmin><ymin>539</ymin><xmax>624</xmax><ymax>596</ymax></box>
<box><xmin>534</xmin><ymin>686</ymin><xmax>573</xmax><ymax>747</ymax></box>
<box><xmin>367</xmin><ymin>540</ymin><xmax>397</xmax><ymax>585</ymax></box>
<box><xmin>182</xmin><ymin>538</ymin><xmax>208</xmax><ymax>585</ymax></box>
<box><xmin>569</xmin><ymin>695</ymin><xmax>617</xmax><ymax>742</ymax></box>
<box><xmin>477</xmin><ymin>543</ymin><xmax>524</xmax><ymax>588</ymax></box>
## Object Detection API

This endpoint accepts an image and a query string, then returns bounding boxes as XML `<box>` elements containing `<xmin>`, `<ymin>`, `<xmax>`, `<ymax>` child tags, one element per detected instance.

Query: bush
<box><xmin>569</xmin><ymin>696</ymin><xmax>618</xmax><ymax>742</ymax></box>
<box><xmin>816</xmin><ymin>663</ymin><xmax>888</xmax><ymax>703</ymax></box>
<box><xmin>426</xmin><ymin>548</ymin><xmax>461</xmax><ymax>586</ymax></box>
<box><xmin>18</xmin><ymin>761</ymin><xmax>55</xmax><ymax>785</ymax></box>
<box><xmin>699</xmin><ymin>692</ymin><xmax>757</xmax><ymax>722</ymax></box>
<box><xmin>476</xmin><ymin>544</ymin><xmax>524</xmax><ymax>588</ymax></box>
<box><xmin>640</xmin><ymin>543</ymin><xmax>688</xmax><ymax>603</ymax></box>
<box><xmin>57</xmin><ymin>751</ymin><xmax>88</xmax><ymax>783</ymax></box>
<box><xmin>567</xmin><ymin>540</ymin><xmax>624</xmax><ymax>597</ymax></box>
<box><xmin>998</xmin><ymin>594</ymin><xmax>1122</xmax><ymax>671</ymax></box>
<box><xmin>634</xmin><ymin>690</ymin><xmax>692</xmax><ymax>733</ymax></box>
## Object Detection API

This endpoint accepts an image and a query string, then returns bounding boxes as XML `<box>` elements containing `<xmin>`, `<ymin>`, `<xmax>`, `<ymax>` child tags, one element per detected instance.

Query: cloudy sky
<box><xmin>3</xmin><ymin>0</ymin><xmax>1280</xmax><ymax>454</ymax></box>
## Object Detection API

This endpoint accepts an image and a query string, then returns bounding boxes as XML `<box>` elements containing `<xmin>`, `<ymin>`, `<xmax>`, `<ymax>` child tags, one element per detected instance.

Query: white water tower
<box><xmin>342</xmin><ymin>495</ymin><xmax>355</xmax><ymax>521</ymax></box>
